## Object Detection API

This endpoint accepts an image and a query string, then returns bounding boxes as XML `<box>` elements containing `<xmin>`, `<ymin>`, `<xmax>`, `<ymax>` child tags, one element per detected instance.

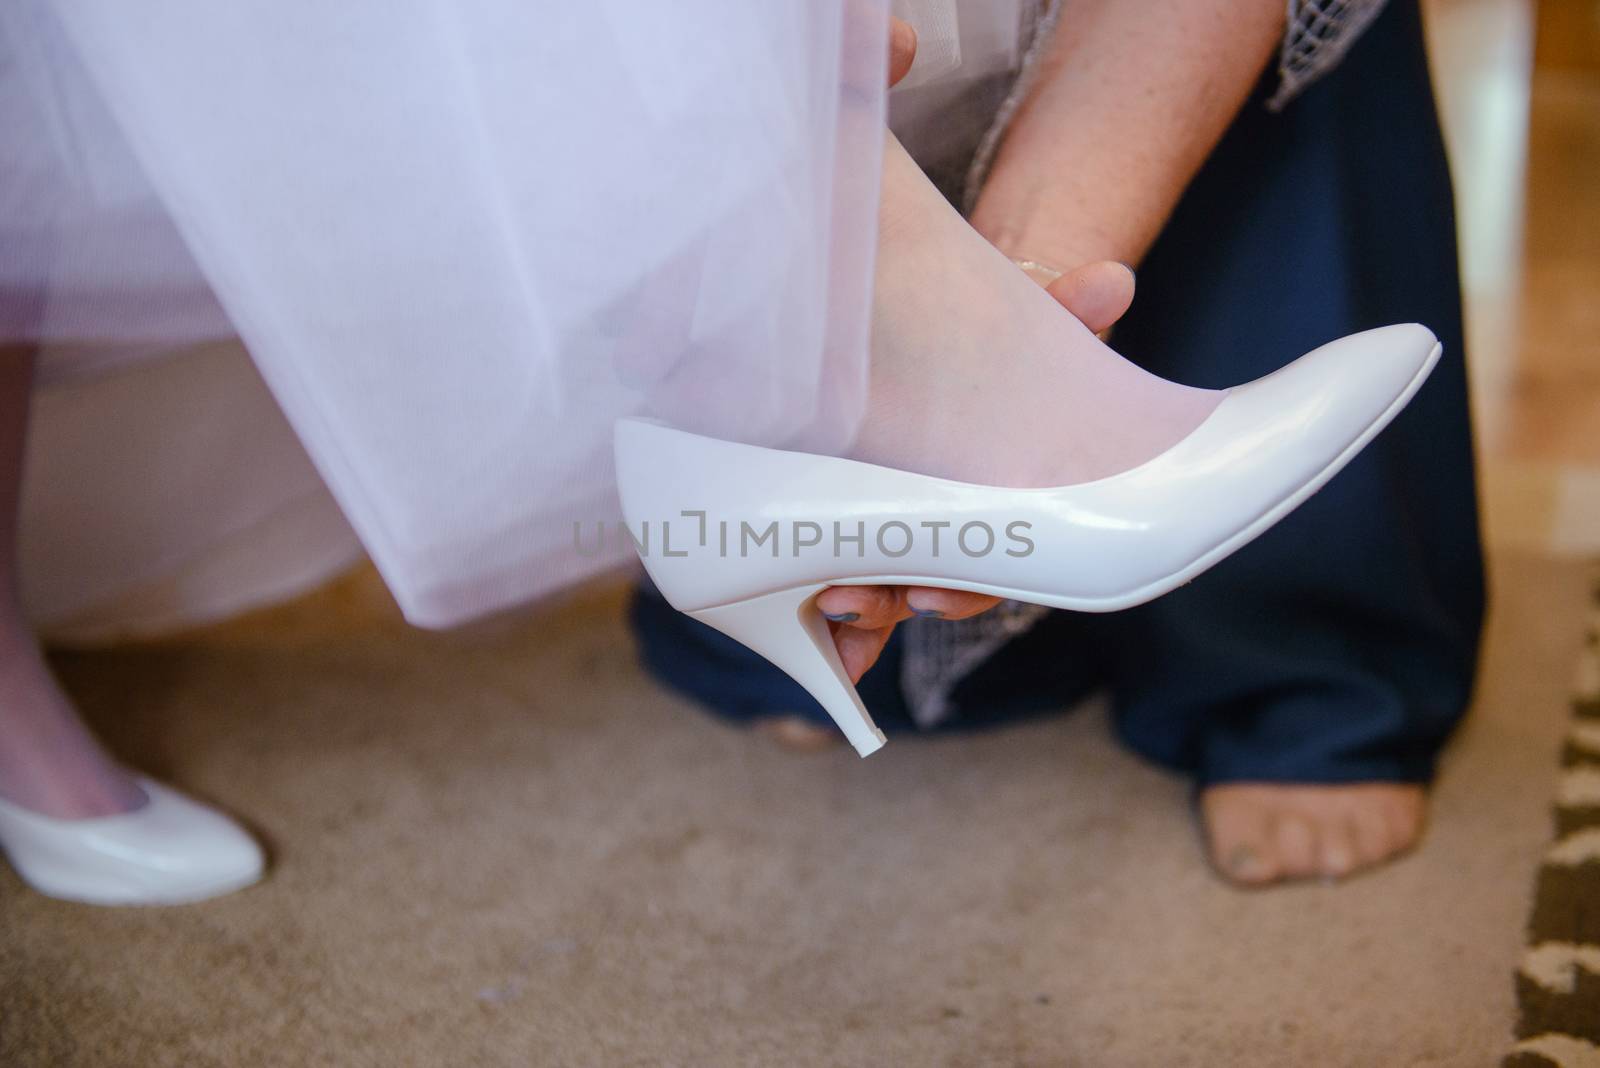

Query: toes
<box><xmin>1271</xmin><ymin>811</ymin><xmax>1321</xmax><ymax>881</ymax></box>
<box><xmin>1206</xmin><ymin>784</ymin><xmax>1431</xmax><ymax>888</ymax></box>
<box><xmin>1330</xmin><ymin>784</ymin><xmax>1428</xmax><ymax>874</ymax></box>
<box><xmin>1201</xmin><ymin>787</ymin><xmax>1281</xmax><ymax>886</ymax></box>
<box><xmin>1215</xmin><ymin>833</ymin><xmax>1278</xmax><ymax>887</ymax></box>
<box><xmin>1384</xmin><ymin>786</ymin><xmax>1428</xmax><ymax>853</ymax></box>
<box><xmin>1349</xmin><ymin>800</ymin><xmax>1396</xmax><ymax>868</ymax></box>
<box><xmin>1316</xmin><ymin>817</ymin><xmax>1361</xmax><ymax>880</ymax></box>
<box><xmin>902</xmin><ymin>588</ymin><xmax>1004</xmax><ymax>620</ymax></box>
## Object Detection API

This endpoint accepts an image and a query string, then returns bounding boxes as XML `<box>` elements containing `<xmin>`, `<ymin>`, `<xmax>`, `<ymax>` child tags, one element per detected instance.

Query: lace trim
<box><xmin>1268</xmin><ymin>0</ymin><xmax>1390</xmax><ymax>110</ymax></box>
<box><xmin>899</xmin><ymin>601</ymin><xmax>1050</xmax><ymax>728</ymax></box>
<box><xmin>960</xmin><ymin>0</ymin><xmax>1062</xmax><ymax>215</ymax></box>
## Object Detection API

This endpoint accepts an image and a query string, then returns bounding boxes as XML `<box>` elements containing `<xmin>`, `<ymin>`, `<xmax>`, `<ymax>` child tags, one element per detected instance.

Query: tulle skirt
<box><xmin>3</xmin><ymin>0</ymin><xmax>1028</xmax><ymax>630</ymax></box>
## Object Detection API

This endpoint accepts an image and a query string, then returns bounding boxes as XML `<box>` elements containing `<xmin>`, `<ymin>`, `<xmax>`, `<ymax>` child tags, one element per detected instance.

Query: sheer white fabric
<box><xmin>0</xmin><ymin>8</ymin><xmax>232</xmax><ymax>350</ymax></box>
<box><xmin>4</xmin><ymin>0</ymin><xmax>1371</xmax><ymax>639</ymax></box>
<box><xmin>3</xmin><ymin>1</ymin><xmax>888</xmax><ymax>627</ymax></box>
<box><xmin>20</xmin><ymin>339</ymin><xmax>362</xmax><ymax>643</ymax></box>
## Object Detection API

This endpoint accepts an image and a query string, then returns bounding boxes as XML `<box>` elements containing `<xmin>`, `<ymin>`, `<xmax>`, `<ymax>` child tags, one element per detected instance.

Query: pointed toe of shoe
<box><xmin>0</xmin><ymin>778</ymin><xmax>265</xmax><ymax>906</ymax></box>
<box><xmin>1093</xmin><ymin>321</ymin><xmax>1443</xmax><ymax>601</ymax></box>
<box><xmin>1266</xmin><ymin>323</ymin><xmax>1440</xmax><ymax>413</ymax></box>
<box><xmin>1219</xmin><ymin>323</ymin><xmax>1442</xmax><ymax>465</ymax></box>
<box><xmin>1336</xmin><ymin>322</ymin><xmax>1440</xmax><ymax>386</ymax></box>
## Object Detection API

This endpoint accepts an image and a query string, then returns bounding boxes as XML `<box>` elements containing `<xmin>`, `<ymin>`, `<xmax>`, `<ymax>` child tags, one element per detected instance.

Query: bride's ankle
<box><xmin>858</xmin><ymin>262</ymin><xmax>1222</xmax><ymax>488</ymax></box>
<box><xmin>0</xmin><ymin>644</ymin><xmax>148</xmax><ymax>818</ymax></box>
<box><xmin>0</xmin><ymin>724</ymin><xmax>147</xmax><ymax>818</ymax></box>
<box><xmin>861</xmin><ymin>133</ymin><xmax>1226</xmax><ymax>489</ymax></box>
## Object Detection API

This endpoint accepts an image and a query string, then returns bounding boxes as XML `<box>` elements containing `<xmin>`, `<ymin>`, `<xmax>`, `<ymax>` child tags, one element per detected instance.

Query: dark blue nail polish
<box><xmin>823</xmin><ymin>611</ymin><xmax>860</xmax><ymax>623</ymax></box>
<box><xmin>912</xmin><ymin>607</ymin><xmax>945</xmax><ymax>619</ymax></box>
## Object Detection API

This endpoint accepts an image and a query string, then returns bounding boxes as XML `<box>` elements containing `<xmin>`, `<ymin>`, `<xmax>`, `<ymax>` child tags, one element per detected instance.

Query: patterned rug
<box><xmin>1506</xmin><ymin>576</ymin><xmax>1600</xmax><ymax>1066</ymax></box>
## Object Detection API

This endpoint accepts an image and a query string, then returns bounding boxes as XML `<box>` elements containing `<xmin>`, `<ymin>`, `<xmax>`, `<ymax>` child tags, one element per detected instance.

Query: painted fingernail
<box><xmin>822</xmin><ymin>611</ymin><xmax>860</xmax><ymax>623</ymax></box>
<box><xmin>911</xmin><ymin>607</ymin><xmax>945</xmax><ymax>619</ymax></box>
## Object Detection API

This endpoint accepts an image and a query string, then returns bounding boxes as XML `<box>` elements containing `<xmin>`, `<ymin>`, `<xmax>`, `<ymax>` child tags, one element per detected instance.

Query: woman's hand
<box><xmin>819</xmin><ymin>260</ymin><xmax>1136</xmax><ymax>682</ymax></box>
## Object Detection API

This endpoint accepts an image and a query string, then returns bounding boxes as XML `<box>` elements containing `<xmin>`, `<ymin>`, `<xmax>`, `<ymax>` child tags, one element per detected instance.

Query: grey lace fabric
<box><xmin>901</xmin><ymin>0</ymin><xmax>1391</xmax><ymax>727</ymax></box>
<box><xmin>1267</xmin><ymin>0</ymin><xmax>1391</xmax><ymax>110</ymax></box>
<box><xmin>959</xmin><ymin>0</ymin><xmax>1065</xmax><ymax>215</ymax></box>
<box><xmin>900</xmin><ymin>601</ymin><xmax>1052</xmax><ymax>728</ymax></box>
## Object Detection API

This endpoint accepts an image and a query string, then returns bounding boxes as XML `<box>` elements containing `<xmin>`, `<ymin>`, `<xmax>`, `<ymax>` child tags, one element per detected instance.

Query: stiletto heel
<box><xmin>617</xmin><ymin>324</ymin><xmax>1444</xmax><ymax>756</ymax></box>
<box><xmin>689</xmin><ymin>584</ymin><xmax>887</xmax><ymax>756</ymax></box>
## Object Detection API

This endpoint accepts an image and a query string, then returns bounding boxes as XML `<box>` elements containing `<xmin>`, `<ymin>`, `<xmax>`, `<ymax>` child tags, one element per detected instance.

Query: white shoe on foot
<box><xmin>616</xmin><ymin>324</ymin><xmax>1442</xmax><ymax>757</ymax></box>
<box><xmin>0</xmin><ymin>777</ymin><xmax>264</xmax><ymax>905</ymax></box>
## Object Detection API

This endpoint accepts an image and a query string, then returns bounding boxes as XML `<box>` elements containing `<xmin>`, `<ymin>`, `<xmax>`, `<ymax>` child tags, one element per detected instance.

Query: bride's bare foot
<box><xmin>1201</xmin><ymin>782</ymin><xmax>1427</xmax><ymax>886</ymax></box>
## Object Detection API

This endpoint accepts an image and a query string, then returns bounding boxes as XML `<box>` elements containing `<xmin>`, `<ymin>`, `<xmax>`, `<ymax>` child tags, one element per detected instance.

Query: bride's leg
<box><xmin>818</xmin><ymin>134</ymin><xmax>1219</xmax><ymax>678</ymax></box>
<box><xmin>850</xmin><ymin>133</ymin><xmax>1221</xmax><ymax>488</ymax></box>
<box><xmin>0</xmin><ymin>350</ymin><xmax>147</xmax><ymax>818</ymax></box>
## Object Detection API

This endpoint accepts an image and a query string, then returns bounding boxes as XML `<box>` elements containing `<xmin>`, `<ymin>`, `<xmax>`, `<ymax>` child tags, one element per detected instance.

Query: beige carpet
<box><xmin>0</xmin><ymin>551</ymin><xmax>1587</xmax><ymax>1067</ymax></box>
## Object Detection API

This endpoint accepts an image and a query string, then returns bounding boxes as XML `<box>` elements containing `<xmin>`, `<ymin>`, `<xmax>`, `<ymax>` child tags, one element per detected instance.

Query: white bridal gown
<box><xmin>0</xmin><ymin>0</ymin><xmax>1033</xmax><ymax>637</ymax></box>
<box><xmin>3</xmin><ymin>1</ymin><xmax>882</xmax><ymax>634</ymax></box>
<box><xmin>2</xmin><ymin>0</ymin><xmax>1379</xmax><ymax>640</ymax></box>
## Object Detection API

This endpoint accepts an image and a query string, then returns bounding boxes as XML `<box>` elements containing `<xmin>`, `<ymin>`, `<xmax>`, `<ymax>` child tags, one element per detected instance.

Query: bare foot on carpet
<box><xmin>1202</xmin><ymin>782</ymin><xmax>1427</xmax><ymax>887</ymax></box>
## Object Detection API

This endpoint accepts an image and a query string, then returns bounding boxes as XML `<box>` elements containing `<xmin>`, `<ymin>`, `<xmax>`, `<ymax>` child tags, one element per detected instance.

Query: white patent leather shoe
<box><xmin>616</xmin><ymin>324</ymin><xmax>1442</xmax><ymax>757</ymax></box>
<box><xmin>0</xmin><ymin>777</ymin><xmax>265</xmax><ymax>905</ymax></box>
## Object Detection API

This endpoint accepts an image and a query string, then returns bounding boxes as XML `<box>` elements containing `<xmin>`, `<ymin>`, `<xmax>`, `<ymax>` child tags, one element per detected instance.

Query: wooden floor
<box><xmin>1427</xmin><ymin>0</ymin><xmax>1600</xmax><ymax>555</ymax></box>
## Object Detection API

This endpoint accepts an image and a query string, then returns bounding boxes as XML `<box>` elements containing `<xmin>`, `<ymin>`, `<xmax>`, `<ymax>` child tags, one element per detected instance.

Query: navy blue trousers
<box><xmin>630</xmin><ymin>0</ymin><xmax>1485</xmax><ymax>786</ymax></box>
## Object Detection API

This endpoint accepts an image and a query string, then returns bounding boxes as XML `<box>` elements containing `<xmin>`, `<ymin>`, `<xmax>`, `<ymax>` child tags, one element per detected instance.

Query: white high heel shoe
<box><xmin>0</xmin><ymin>777</ymin><xmax>264</xmax><ymax>905</ymax></box>
<box><xmin>616</xmin><ymin>324</ymin><xmax>1442</xmax><ymax>757</ymax></box>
